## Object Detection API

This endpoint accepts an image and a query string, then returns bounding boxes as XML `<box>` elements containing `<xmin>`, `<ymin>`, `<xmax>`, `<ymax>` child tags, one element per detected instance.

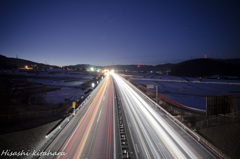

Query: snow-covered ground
<box><xmin>0</xmin><ymin>69</ymin><xmax>96</xmax><ymax>158</ymax></box>
<box><xmin>45</xmin><ymin>87</ymin><xmax>83</xmax><ymax>104</ymax></box>
<box><xmin>8</xmin><ymin>69</ymin><xmax>94</xmax><ymax>104</ymax></box>
<box><xmin>128</xmin><ymin>73</ymin><xmax>240</xmax><ymax>111</ymax></box>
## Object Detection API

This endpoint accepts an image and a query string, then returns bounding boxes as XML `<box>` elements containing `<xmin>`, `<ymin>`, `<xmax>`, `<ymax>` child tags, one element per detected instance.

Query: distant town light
<box><xmin>23</xmin><ymin>65</ymin><xmax>32</xmax><ymax>70</ymax></box>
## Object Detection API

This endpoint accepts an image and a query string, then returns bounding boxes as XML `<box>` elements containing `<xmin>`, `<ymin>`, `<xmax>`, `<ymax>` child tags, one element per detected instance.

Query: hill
<box><xmin>0</xmin><ymin>54</ymin><xmax>57</xmax><ymax>69</ymax></box>
<box><xmin>0</xmin><ymin>55</ymin><xmax>18</xmax><ymax>69</ymax></box>
<box><xmin>169</xmin><ymin>58</ymin><xmax>240</xmax><ymax>77</ymax></box>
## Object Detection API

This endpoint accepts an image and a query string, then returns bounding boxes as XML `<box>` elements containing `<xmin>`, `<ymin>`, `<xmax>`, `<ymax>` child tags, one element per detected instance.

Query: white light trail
<box><xmin>111</xmin><ymin>72</ymin><xmax>199</xmax><ymax>159</ymax></box>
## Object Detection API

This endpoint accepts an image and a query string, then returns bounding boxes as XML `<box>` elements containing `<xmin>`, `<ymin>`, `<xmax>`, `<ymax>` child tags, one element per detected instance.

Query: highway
<box><xmin>112</xmin><ymin>72</ymin><xmax>216</xmax><ymax>159</ymax></box>
<box><xmin>40</xmin><ymin>74</ymin><xmax>119</xmax><ymax>159</ymax></box>
<box><xmin>41</xmin><ymin>72</ymin><xmax>216</xmax><ymax>159</ymax></box>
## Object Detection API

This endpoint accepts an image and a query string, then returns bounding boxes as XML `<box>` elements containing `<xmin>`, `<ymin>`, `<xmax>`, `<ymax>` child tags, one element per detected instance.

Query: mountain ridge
<box><xmin>1</xmin><ymin>54</ymin><xmax>240</xmax><ymax>77</ymax></box>
<box><xmin>169</xmin><ymin>58</ymin><xmax>240</xmax><ymax>77</ymax></box>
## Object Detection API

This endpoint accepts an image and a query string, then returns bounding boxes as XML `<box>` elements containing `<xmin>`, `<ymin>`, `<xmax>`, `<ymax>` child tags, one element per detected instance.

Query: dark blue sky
<box><xmin>0</xmin><ymin>0</ymin><xmax>239</xmax><ymax>66</ymax></box>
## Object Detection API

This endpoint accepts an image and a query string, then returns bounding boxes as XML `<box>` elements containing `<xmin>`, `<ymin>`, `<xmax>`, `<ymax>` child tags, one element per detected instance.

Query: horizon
<box><xmin>2</xmin><ymin>53</ymin><xmax>240</xmax><ymax>67</ymax></box>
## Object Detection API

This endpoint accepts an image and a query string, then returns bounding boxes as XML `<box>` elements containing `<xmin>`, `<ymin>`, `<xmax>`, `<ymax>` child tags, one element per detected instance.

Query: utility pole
<box><xmin>147</xmin><ymin>84</ymin><xmax>158</xmax><ymax>102</ymax></box>
<box><xmin>156</xmin><ymin>85</ymin><xmax>158</xmax><ymax>102</ymax></box>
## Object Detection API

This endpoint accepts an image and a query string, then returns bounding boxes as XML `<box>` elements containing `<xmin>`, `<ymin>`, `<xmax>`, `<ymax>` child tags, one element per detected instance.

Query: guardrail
<box><xmin>45</xmin><ymin>115</ymin><xmax>72</xmax><ymax>139</ymax></box>
<box><xmin>124</xmin><ymin>78</ymin><xmax>226</xmax><ymax>159</ymax></box>
<box><xmin>130</xmin><ymin>80</ymin><xmax>205</xmax><ymax>113</ymax></box>
<box><xmin>44</xmin><ymin>87</ymin><xmax>95</xmax><ymax>140</ymax></box>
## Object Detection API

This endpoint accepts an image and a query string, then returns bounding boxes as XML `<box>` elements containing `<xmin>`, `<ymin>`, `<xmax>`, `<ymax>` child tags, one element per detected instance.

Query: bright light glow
<box><xmin>103</xmin><ymin>69</ymin><xmax>110</xmax><ymax>76</ymax></box>
<box><xmin>23</xmin><ymin>65</ymin><xmax>32</xmax><ymax>69</ymax></box>
<box><xmin>102</xmin><ymin>69</ymin><xmax>109</xmax><ymax>72</ymax></box>
<box><xmin>92</xmin><ymin>83</ymin><xmax>95</xmax><ymax>88</ymax></box>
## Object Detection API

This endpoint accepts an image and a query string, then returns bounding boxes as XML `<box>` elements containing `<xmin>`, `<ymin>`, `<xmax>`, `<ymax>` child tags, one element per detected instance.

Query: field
<box><xmin>121</xmin><ymin>72</ymin><xmax>240</xmax><ymax>158</ymax></box>
<box><xmin>0</xmin><ymin>69</ymin><xmax>97</xmax><ymax>133</ymax></box>
<box><xmin>125</xmin><ymin>73</ymin><xmax>240</xmax><ymax>111</ymax></box>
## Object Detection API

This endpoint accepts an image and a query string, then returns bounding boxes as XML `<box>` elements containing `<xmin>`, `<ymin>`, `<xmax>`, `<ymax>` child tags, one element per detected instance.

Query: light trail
<box><xmin>112</xmin><ymin>72</ymin><xmax>216</xmax><ymax>159</ymax></box>
<box><xmin>40</xmin><ymin>72</ymin><xmax>216</xmax><ymax>159</ymax></box>
<box><xmin>40</xmin><ymin>74</ymin><xmax>118</xmax><ymax>159</ymax></box>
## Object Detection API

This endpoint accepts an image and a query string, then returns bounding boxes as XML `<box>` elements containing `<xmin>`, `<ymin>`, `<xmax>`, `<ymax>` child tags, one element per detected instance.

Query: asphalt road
<box><xmin>40</xmin><ymin>74</ymin><xmax>119</xmax><ymax>159</ymax></box>
<box><xmin>112</xmin><ymin>72</ymin><xmax>216</xmax><ymax>159</ymax></box>
<box><xmin>41</xmin><ymin>72</ymin><xmax>216</xmax><ymax>159</ymax></box>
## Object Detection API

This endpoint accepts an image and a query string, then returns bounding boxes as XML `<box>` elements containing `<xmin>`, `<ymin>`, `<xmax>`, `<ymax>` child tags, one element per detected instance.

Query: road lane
<box><xmin>41</xmin><ymin>72</ymin><xmax>215</xmax><ymax>159</ymax></box>
<box><xmin>112</xmin><ymin>72</ymin><xmax>216</xmax><ymax>159</ymax></box>
<box><xmin>41</xmin><ymin>74</ymin><xmax>119</xmax><ymax>159</ymax></box>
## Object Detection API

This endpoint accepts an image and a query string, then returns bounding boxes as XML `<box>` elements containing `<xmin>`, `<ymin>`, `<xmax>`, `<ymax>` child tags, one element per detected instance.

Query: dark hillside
<box><xmin>0</xmin><ymin>54</ymin><xmax>57</xmax><ymax>69</ymax></box>
<box><xmin>0</xmin><ymin>55</ymin><xmax>18</xmax><ymax>69</ymax></box>
<box><xmin>169</xmin><ymin>58</ymin><xmax>240</xmax><ymax>77</ymax></box>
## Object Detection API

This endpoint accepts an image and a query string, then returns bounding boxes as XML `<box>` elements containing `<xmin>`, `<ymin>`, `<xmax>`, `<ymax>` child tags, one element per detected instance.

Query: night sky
<box><xmin>0</xmin><ymin>0</ymin><xmax>239</xmax><ymax>66</ymax></box>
